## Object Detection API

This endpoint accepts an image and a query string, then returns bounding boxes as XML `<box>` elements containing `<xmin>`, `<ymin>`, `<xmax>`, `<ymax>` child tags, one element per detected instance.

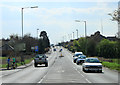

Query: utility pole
<box><xmin>101</xmin><ymin>19</ymin><xmax>103</xmax><ymax>34</ymax></box>
<box><xmin>21</xmin><ymin>6</ymin><xmax>38</xmax><ymax>39</ymax></box>
<box><xmin>75</xmin><ymin>20</ymin><xmax>87</xmax><ymax>55</ymax></box>
<box><xmin>37</xmin><ymin>29</ymin><xmax>39</xmax><ymax>39</ymax></box>
<box><xmin>76</xmin><ymin>29</ymin><xmax>78</xmax><ymax>39</ymax></box>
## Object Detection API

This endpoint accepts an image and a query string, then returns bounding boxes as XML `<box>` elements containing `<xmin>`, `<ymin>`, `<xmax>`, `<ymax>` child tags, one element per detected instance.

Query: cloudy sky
<box><xmin>0</xmin><ymin>0</ymin><xmax>119</xmax><ymax>44</ymax></box>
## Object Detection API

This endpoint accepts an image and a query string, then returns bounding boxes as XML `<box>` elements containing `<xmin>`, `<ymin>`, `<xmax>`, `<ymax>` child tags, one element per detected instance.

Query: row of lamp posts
<box><xmin>62</xmin><ymin>20</ymin><xmax>87</xmax><ymax>55</ymax></box>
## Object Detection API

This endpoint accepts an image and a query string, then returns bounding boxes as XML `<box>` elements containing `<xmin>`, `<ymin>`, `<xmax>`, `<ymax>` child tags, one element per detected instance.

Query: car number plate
<box><xmin>89</xmin><ymin>68</ymin><xmax>98</xmax><ymax>70</ymax></box>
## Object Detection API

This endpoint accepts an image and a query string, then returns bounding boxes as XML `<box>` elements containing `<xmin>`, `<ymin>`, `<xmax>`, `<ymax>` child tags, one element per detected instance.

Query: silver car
<box><xmin>82</xmin><ymin>58</ymin><xmax>102</xmax><ymax>73</ymax></box>
<box><xmin>34</xmin><ymin>54</ymin><xmax>48</xmax><ymax>67</ymax></box>
<box><xmin>73</xmin><ymin>52</ymin><xmax>83</xmax><ymax>63</ymax></box>
<box><xmin>76</xmin><ymin>55</ymin><xmax>86</xmax><ymax>65</ymax></box>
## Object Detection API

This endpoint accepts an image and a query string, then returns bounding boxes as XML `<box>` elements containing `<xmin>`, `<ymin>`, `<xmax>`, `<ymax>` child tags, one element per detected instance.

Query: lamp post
<box><xmin>75</xmin><ymin>20</ymin><xmax>87</xmax><ymax>55</ymax></box>
<box><xmin>21</xmin><ymin>6</ymin><xmax>38</xmax><ymax>38</ymax></box>
<box><xmin>37</xmin><ymin>29</ymin><xmax>39</xmax><ymax>39</ymax></box>
<box><xmin>75</xmin><ymin>20</ymin><xmax>87</xmax><ymax>37</ymax></box>
<box><xmin>76</xmin><ymin>29</ymin><xmax>78</xmax><ymax>39</ymax></box>
<box><xmin>72</xmin><ymin>32</ymin><xmax>74</xmax><ymax>40</ymax></box>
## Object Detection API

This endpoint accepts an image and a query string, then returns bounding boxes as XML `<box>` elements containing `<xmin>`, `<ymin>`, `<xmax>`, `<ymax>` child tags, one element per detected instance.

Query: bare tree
<box><xmin>108</xmin><ymin>8</ymin><xmax>120</xmax><ymax>22</ymax></box>
<box><xmin>108</xmin><ymin>5</ymin><xmax>120</xmax><ymax>38</ymax></box>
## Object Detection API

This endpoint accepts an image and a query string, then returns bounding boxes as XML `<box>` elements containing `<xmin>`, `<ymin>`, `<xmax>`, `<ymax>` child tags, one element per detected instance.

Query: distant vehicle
<box><xmin>59</xmin><ymin>49</ymin><xmax>62</xmax><ymax>52</ymax></box>
<box><xmin>76</xmin><ymin>55</ymin><xmax>86</xmax><ymax>65</ymax></box>
<box><xmin>73</xmin><ymin>52</ymin><xmax>83</xmax><ymax>63</ymax></box>
<box><xmin>82</xmin><ymin>58</ymin><xmax>102</xmax><ymax>73</ymax></box>
<box><xmin>34</xmin><ymin>54</ymin><xmax>48</xmax><ymax>67</ymax></box>
<box><xmin>53</xmin><ymin>48</ymin><xmax>56</xmax><ymax>51</ymax></box>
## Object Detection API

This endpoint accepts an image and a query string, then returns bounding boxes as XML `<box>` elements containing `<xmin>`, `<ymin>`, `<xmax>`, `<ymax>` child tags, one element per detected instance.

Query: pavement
<box><xmin>0</xmin><ymin>61</ymin><xmax>33</xmax><ymax>71</ymax></box>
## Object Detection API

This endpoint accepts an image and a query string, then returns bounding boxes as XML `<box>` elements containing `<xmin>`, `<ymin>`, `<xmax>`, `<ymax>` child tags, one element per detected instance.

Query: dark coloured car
<box><xmin>34</xmin><ymin>54</ymin><xmax>48</xmax><ymax>67</ymax></box>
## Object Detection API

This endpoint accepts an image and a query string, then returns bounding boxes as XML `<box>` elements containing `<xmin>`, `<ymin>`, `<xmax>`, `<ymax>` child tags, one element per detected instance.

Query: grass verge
<box><xmin>0</xmin><ymin>58</ymin><xmax>33</xmax><ymax>68</ymax></box>
<box><xmin>102</xmin><ymin>61</ymin><xmax>120</xmax><ymax>72</ymax></box>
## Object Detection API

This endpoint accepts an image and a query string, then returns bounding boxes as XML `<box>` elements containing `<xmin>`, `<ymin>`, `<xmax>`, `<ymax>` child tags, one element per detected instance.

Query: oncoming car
<box><xmin>76</xmin><ymin>55</ymin><xmax>86</xmax><ymax>65</ymax></box>
<box><xmin>82</xmin><ymin>58</ymin><xmax>102</xmax><ymax>73</ymax></box>
<box><xmin>34</xmin><ymin>54</ymin><xmax>48</xmax><ymax>67</ymax></box>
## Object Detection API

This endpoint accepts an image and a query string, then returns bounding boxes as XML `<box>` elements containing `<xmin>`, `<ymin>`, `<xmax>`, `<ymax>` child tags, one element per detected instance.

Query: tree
<box><xmin>87</xmin><ymin>39</ymin><xmax>97</xmax><ymax>56</ymax></box>
<box><xmin>78</xmin><ymin>37</ymin><xmax>87</xmax><ymax>54</ymax></box>
<box><xmin>73</xmin><ymin>40</ymin><xmax>80</xmax><ymax>52</ymax></box>
<box><xmin>38</xmin><ymin>31</ymin><xmax>50</xmax><ymax>53</ymax></box>
<box><xmin>108</xmin><ymin>8</ymin><xmax>120</xmax><ymax>38</ymax></box>
<box><xmin>97</xmin><ymin>39</ymin><xmax>117</xmax><ymax>58</ymax></box>
<box><xmin>108</xmin><ymin>8</ymin><xmax>120</xmax><ymax>22</ymax></box>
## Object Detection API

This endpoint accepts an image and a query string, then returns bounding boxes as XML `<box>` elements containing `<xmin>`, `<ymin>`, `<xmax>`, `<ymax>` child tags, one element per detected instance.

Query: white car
<box><xmin>73</xmin><ymin>52</ymin><xmax>83</xmax><ymax>63</ymax></box>
<box><xmin>82</xmin><ymin>58</ymin><xmax>102</xmax><ymax>73</ymax></box>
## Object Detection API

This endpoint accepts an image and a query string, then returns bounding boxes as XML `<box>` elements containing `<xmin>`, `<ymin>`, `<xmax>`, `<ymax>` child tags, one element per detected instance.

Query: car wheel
<box><xmin>77</xmin><ymin>62</ymin><xmax>79</xmax><ymax>65</ymax></box>
<box><xmin>73</xmin><ymin>60</ymin><xmax>76</xmax><ymax>63</ymax></box>
<box><xmin>82</xmin><ymin>68</ymin><xmax>84</xmax><ymax>71</ymax></box>
<box><xmin>45</xmin><ymin>63</ymin><xmax>48</xmax><ymax>67</ymax></box>
<box><xmin>83</xmin><ymin>68</ymin><xmax>87</xmax><ymax>72</ymax></box>
<box><xmin>34</xmin><ymin>63</ymin><xmax>37</xmax><ymax>67</ymax></box>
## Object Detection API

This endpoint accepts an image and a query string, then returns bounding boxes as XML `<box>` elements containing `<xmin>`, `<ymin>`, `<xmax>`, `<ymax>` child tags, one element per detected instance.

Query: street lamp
<box><xmin>75</xmin><ymin>20</ymin><xmax>87</xmax><ymax>37</ymax></box>
<box><xmin>21</xmin><ymin>6</ymin><xmax>38</xmax><ymax>38</ymax></box>
<box><xmin>73</xmin><ymin>32</ymin><xmax>74</xmax><ymax>40</ymax></box>
<box><xmin>76</xmin><ymin>29</ymin><xmax>78</xmax><ymax>39</ymax></box>
<box><xmin>75</xmin><ymin>20</ymin><xmax>87</xmax><ymax>55</ymax></box>
<box><xmin>37</xmin><ymin>29</ymin><xmax>39</xmax><ymax>39</ymax></box>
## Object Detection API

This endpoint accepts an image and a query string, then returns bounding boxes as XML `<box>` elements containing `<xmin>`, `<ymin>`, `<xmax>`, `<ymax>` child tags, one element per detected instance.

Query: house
<box><xmin>0</xmin><ymin>39</ymin><xmax>14</xmax><ymax>57</ymax></box>
<box><xmin>90</xmin><ymin>31</ymin><xmax>119</xmax><ymax>42</ymax></box>
<box><xmin>0</xmin><ymin>44</ymin><xmax>14</xmax><ymax>57</ymax></box>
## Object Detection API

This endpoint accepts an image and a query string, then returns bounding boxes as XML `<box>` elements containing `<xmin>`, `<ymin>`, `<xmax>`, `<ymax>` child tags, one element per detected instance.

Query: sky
<box><xmin>0</xmin><ymin>0</ymin><xmax>119</xmax><ymax>44</ymax></box>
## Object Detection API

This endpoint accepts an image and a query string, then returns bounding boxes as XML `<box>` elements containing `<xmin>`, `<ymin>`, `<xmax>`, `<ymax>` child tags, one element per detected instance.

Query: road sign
<box><xmin>35</xmin><ymin>46</ymin><xmax>38</xmax><ymax>52</ymax></box>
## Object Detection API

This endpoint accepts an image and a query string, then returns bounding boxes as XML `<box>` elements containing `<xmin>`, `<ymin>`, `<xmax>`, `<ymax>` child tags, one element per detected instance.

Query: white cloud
<box><xmin>0</xmin><ymin>4</ymin><xmax>20</xmax><ymax>12</ymax></box>
<box><xmin>0</xmin><ymin>2</ymin><xmax>117</xmax><ymax>17</ymax></box>
<box><xmin>1</xmin><ymin>2</ymin><xmax>118</xmax><ymax>43</ymax></box>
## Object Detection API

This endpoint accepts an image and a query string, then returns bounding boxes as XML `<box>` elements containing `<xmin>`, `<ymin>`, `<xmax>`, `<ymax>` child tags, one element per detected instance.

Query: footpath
<box><xmin>0</xmin><ymin>60</ymin><xmax>33</xmax><ymax>71</ymax></box>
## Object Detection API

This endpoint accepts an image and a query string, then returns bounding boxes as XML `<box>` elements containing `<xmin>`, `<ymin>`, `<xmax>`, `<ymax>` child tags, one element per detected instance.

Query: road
<box><xmin>0</xmin><ymin>46</ymin><xmax>119</xmax><ymax>84</ymax></box>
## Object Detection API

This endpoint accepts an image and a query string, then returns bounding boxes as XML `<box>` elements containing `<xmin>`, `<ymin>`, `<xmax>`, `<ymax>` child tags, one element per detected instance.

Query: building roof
<box><xmin>0</xmin><ymin>44</ymin><xmax>14</xmax><ymax>51</ymax></box>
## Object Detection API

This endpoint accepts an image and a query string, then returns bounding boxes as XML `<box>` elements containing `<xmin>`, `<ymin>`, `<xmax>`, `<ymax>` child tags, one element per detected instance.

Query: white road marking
<box><xmin>81</xmin><ymin>74</ymin><xmax>84</xmax><ymax>77</ymax></box>
<box><xmin>38</xmin><ymin>67</ymin><xmax>49</xmax><ymax>83</ymax></box>
<box><xmin>72</xmin><ymin>63</ymin><xmax>92</xmax><ymax>83</ymax></box>
<box><xmin>38</xmin><ymin>53</ymin><xmax>58</xmax><ymax>83</ymax></box>
<box><xmin>62</xmin><ymin>70</ymin><xmax>64</xmax><ymax>72</ymax></box>
<box><xmin>77</xmin><ymin>71</ymin><xmax>80</xmax><ymax>73</ymax></box>
<box><xmin>86</xmin><ymin>79</ymin><xmax>91</xmax><ymax>83</ymax></box>
<box><xmin>38</xmin><ymin>78</ymin><xmax>43</xmax><ymax>83</ymax></box>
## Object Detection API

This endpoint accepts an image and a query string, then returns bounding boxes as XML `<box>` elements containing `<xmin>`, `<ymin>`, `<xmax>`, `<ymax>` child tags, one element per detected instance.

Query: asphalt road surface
<box><xmin>0</xmin><ymin>46</ymin><xmax>119</xmax><ymax>84</ymax></box>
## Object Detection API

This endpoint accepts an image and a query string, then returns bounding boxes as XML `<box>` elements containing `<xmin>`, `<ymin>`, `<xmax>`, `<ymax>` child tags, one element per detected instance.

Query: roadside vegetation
<box><xmin>1</xmin><ymin>31</ymin><xmax>50</xmax><ymax>69</ymax></box>
<box><xmin>0</xmin><ymin>55</ymin><xmax>35</xmax><ymax>68</ymax></box>
<box><xmin>61</xmin><ymin>36</ymin><xmax>120</xmax><ymax>72</ymax></box>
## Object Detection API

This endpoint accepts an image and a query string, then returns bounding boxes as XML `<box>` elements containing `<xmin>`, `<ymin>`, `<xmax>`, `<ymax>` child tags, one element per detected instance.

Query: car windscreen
<box><xmin>75</xmin><ymin>54</ymin><xmax>82</xmax><ymax>57</ymax></box>
<box><xmin>86</xmin><ymin>58</ymin><xmax>100</xmax><ymax>63</ymax></box>
<box><xmin>78</xmin><ymin>55</ymin><xmax>86</xmax><ymax>59</ymax></box>
<box><xmin>35</xmin><ymin>55</ymin><xmax>44</xmax><ymax>58</ymax></box>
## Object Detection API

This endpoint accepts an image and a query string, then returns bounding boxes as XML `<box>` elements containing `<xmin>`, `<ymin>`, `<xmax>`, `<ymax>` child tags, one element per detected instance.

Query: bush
<box><xmin>97</xmin><ymin>39</ymin><xmax>117</xmax><ymax>58</ymax></box>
